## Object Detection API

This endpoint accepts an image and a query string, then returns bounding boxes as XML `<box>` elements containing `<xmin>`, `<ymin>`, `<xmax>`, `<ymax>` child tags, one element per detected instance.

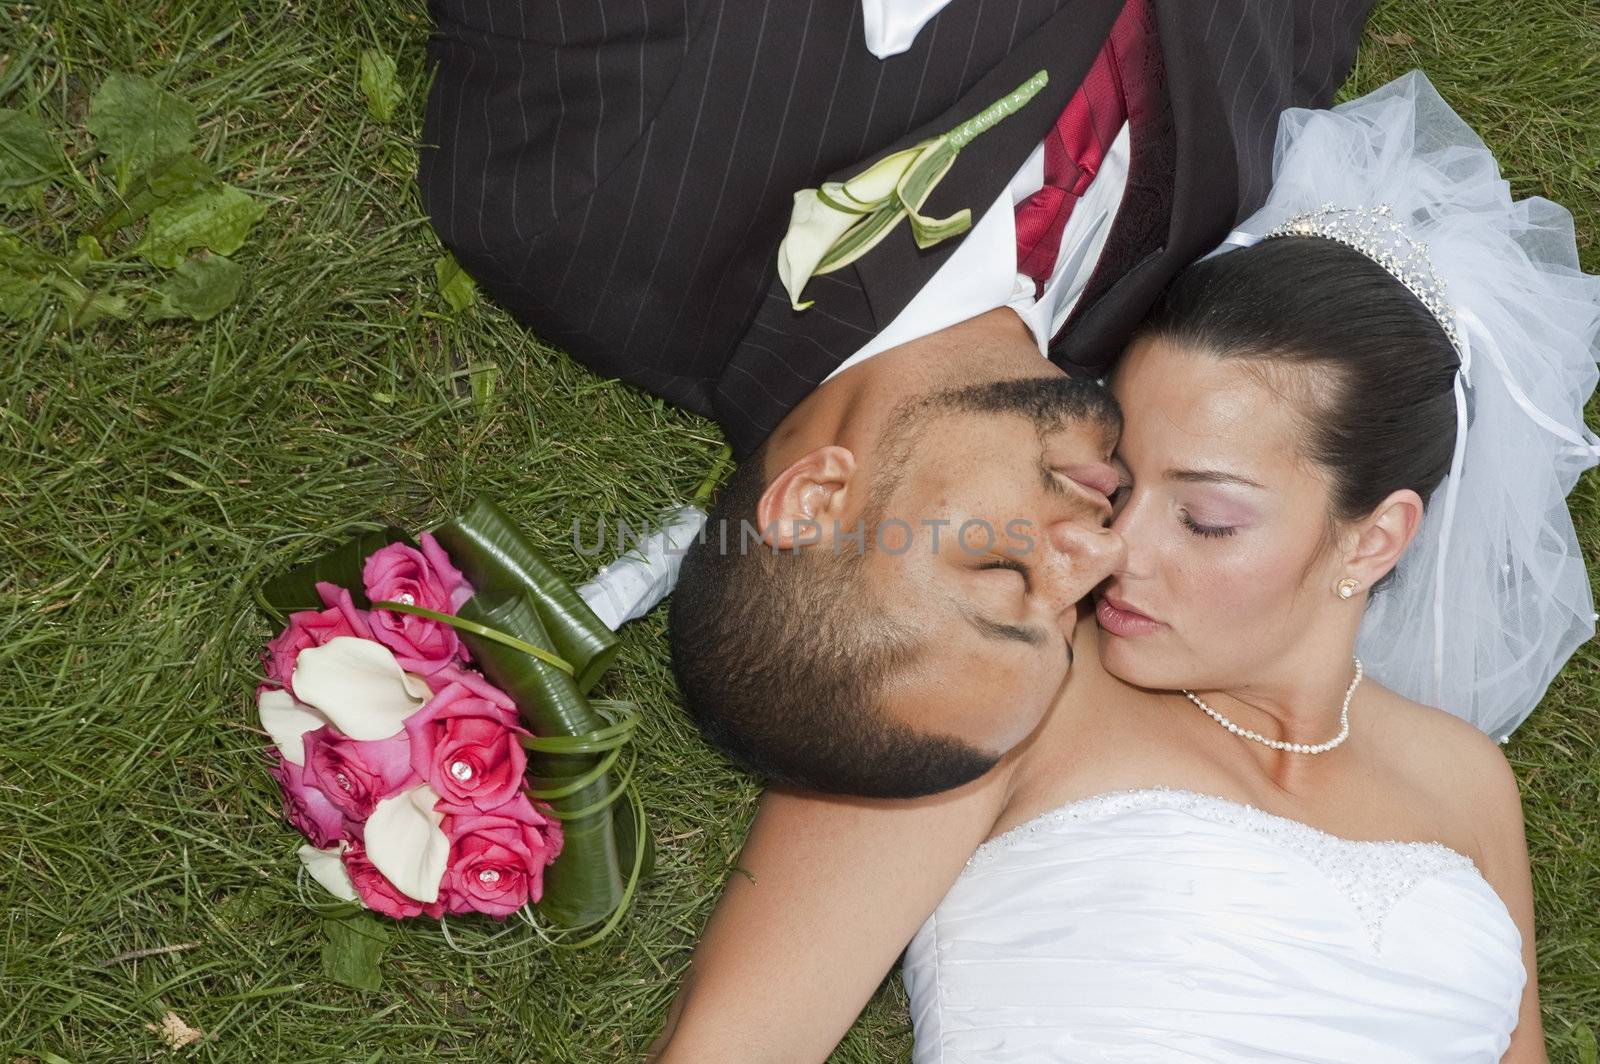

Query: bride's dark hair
<box><xmin>1132</xmin><ymin>236</ymin><xmax>1461</xmax><ymax>588</ymax></box>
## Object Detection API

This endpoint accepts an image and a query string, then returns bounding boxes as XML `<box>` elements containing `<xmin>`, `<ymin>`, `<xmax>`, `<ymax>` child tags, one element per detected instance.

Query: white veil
<box><xmin>1217</xmin><ymin>71</ymin><xmax>1600</xmax><ymax>740</ymax></box>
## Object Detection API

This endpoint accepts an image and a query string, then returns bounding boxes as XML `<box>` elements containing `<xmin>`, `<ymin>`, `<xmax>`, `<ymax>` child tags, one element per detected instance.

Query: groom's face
<box><xmin>858</xmin><ymin>377</ymin><xmax>1127</xmax><ymax>755</ymax></box>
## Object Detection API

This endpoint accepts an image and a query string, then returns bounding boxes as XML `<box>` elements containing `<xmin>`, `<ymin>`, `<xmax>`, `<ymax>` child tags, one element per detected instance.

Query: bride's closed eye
<box><xmin>1179</xmin><ymin>509</ymin><xmax>1236</xmax><ymax>538</ymax></box>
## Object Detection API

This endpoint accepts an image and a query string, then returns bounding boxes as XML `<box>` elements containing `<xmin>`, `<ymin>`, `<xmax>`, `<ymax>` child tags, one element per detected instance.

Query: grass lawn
<box><xmin>3</xmin><ymin>0</ymin><xmax>1597</xmax><ymax>1060</ymax></box>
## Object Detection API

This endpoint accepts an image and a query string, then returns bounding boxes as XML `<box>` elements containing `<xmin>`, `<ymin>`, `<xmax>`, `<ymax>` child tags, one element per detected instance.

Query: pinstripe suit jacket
<box><xmin>420</xmin><ymin>0</ymin><xmax>1373</xmax><ymax>457</ymax></box>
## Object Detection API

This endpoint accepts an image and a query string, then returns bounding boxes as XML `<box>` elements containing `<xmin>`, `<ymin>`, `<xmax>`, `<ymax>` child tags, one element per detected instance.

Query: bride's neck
<box><xmin>1077</xmin><ymin>612</ymin><xmax>1361</xmax><ymax>749</ymax></box>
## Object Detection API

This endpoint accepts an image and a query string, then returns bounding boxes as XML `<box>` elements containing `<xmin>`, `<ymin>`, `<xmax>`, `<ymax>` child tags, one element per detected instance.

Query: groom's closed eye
<box><xmin>957</xmin><ymin>601</ymin><xmax>1049</xmax><ymax>648</ymax></box>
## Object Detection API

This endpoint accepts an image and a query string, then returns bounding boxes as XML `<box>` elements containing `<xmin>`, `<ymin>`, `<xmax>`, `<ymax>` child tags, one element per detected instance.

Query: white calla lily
<box><xmin>297</xmin><ymin>841</ymin><xmax>360</xmax><ymax>902</ymax></box>
<box><xmin>776</xmin><ymin>70</ymin><xmax>1048</xmax><ymax>311</ymax></box>
<box><xmin>290</xmin><ymin>636</ymin><xmax>430</xmax><ymax>741</ymax></box>
<box><xmin>364</xmin><ymin>783</ymin><xmax>448</xmax><ymax>903</ymax></box>
<box><xmin>777</xmin><ymin>188</ymin><xmax>865</xmax><ymax>311</ymax></box>
<box><xmin>258</xmin><ymin>687</ymin><xmax>331</xmax><ymax>765</ymax></box>
<box><xmin>836</xmin><ymin>144</ymin><xmax>924</xmax><ymax>205</ymax></box>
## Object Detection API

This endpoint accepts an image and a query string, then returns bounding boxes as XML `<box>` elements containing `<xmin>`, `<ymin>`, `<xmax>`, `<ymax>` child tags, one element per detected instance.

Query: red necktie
<box><xmin>1014</xmin><ymin>0</ymin><xmax>1149</xmax><ymax>291</ymax></box>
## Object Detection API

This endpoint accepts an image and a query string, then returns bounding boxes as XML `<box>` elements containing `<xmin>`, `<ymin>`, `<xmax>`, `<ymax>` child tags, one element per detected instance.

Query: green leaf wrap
<box><xmin>454</xmin><ymin>590</ymin><xmax>628</xmax><ymax>929</ymax></box>
<box><xmin>257</xmin><ymin>527</ymin><xmax>412</xmax><ymax>624</ymax></box>
<box><xmin>433</xmin><ymin>497</ymin><xmax>618</xmax><ymax>693</ymax></box>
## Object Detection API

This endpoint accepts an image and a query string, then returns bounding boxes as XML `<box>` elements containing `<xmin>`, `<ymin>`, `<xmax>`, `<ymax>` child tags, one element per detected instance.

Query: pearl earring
<box><xmin>1337</xmin><ymin>578</ymin><xmax>1359</xmax><ymax>599</ymax></box>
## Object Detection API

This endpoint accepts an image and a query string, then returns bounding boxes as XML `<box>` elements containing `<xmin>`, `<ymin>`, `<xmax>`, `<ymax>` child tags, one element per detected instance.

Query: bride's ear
<box><xmin>1345</xmin><ymin>488</ymin><xmax>1425</xmax><ymax>586</ymax></box>
<box><xmin>756</xmin><ymin>445</ymin><xmax>859</xmax><ymax>550</ymax></box>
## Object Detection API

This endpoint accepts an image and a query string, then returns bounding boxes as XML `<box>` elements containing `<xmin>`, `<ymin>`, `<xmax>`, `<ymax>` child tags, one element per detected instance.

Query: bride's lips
<box><xmin>1095</xmin><ymin>592</ymin><xmax>1164</xmax><ymax>637</ymax></box>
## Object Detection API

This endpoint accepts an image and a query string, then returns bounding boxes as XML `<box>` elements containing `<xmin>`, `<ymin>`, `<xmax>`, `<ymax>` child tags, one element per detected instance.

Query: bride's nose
<box><xmin>1106</xmin><ymin>493</ymin><xmax>1153</xmax><ymax>580</ymax></box>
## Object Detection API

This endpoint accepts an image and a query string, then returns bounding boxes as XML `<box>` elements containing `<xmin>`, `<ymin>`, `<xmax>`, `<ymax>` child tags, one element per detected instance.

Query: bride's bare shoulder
<box><xmin>1365</xmin><ymin>687</ymin><xmax>1524</xmax><ymax>854</ymax></box>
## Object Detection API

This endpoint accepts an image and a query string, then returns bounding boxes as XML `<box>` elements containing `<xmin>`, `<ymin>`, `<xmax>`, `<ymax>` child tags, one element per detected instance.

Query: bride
<box><xmin>647</xmin><ymin>73</ymin><xmax>1599</xmax><ymax>1063</ymax></box>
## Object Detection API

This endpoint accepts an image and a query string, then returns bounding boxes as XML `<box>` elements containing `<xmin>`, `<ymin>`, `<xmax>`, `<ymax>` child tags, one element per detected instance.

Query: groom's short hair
<box><xmin>667</xmin><ymin>439</ymin><xmax>997</xmax><ymax>799</ymax></box>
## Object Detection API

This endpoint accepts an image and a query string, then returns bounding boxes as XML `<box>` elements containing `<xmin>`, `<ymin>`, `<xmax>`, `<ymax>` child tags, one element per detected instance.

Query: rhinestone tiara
<box><xmin>1262</xmin><ymin>203</ymin><xmax>1461</xmax><ymax>353</ymax></box>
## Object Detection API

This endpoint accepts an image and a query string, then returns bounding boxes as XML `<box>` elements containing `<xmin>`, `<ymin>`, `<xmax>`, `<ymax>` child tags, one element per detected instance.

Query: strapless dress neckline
<box><xmin>903</xmin><ymin>785</ymin><xmax>1525</xmax><ymax>1062</ymax></box>
<box><xmin>967</xmin><ymin>786</ymin><xmax>1494</xmax><ymax>946</ymax></box>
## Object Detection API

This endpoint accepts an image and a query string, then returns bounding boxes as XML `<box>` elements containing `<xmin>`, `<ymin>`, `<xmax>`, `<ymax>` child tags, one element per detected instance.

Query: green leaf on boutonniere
<box><xmin>780</xmin><ymin>69</ymin><xmax>1049</xmax><ymax>310</ymax></box>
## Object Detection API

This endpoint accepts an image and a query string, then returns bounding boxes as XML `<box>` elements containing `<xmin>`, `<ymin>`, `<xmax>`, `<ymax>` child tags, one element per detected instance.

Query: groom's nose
<box><xmin>1040</xmin><ymin>518</ymin><xmax>1126</xmax><ymax>610</ymax></box>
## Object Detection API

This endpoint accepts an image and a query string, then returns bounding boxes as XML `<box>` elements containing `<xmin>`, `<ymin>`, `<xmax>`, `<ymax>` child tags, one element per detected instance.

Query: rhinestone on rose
<box><xmin>1183</xmin><ymin>658</ymin><xmax>1363</xmax><ymax>755</ymax></box>
<box><xmin>449</xmin><ymin>760</ymin><xmax>474</xmax><ymax>781</ymax></box>
<box><xmin>478</xmin><ymin>868</ymin><xmax>501</xmax><ymax>885</ymax></box>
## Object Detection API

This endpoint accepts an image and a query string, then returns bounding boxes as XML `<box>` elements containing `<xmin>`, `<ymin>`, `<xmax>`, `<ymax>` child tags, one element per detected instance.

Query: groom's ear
<box><xmin>756</xmin><ymin>445</ymin><xmax>860</xmax><ymax>551</ymax></box>
<box><xmin>1346</xmin><ymin>488</ymin><xmax>1425</xmax><ymax>585</ymax></box>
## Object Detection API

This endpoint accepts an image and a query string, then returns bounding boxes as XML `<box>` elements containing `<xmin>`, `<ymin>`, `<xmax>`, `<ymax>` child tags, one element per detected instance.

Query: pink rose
<box><xmin>263</xmin><ymin>582</ymin><xmax>373</xmax><ymax>691</ymax></box>
<box><xmin>344</xmin><ymin>842</ymin><xmax>443</xmax><ymax>919</ymax></box>
<box><xmin>436</xmin><ymin>796</ymin><xmax>563</xmax><ymax>919</ymax></box>
<box><xmin>301</xmin><ymin>726</ymin><xmax>419</xmax><ymax>822</ymax></box>
<box><xmin>268</xmin><ymin>754</ymin><xmax>348</xmax><ymax>848</ymax></box>
<box><xmin>424</xmin><ymin>664</ymin><xmax>518</xmax><ymax>711</ymax></box>
<box><xmin>362</xmin><ymin>534</ymin><xmax>474</xmax><ymax>675</ymax></box>
<box><xmin>405</xmin><ymin>681</ymin><xmax>527</xmax><ymax>811</ymax></box>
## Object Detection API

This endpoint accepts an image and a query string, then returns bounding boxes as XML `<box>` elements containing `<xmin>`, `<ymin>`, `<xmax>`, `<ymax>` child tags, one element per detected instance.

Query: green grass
<box><xmin>2</xmin><ymin>0</ymin><xmax>1597</xmax><ymax>1060</ymax></box>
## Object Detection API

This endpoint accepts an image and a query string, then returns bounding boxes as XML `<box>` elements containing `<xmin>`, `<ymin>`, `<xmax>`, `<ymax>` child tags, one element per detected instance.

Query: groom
<box><xmin>420</xmin><ymin>0</ymin><xmax>1374</xmax><ymax>798</ymax></box>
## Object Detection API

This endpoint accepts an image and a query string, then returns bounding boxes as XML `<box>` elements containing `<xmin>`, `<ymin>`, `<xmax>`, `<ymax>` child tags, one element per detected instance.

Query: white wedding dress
<box><xmin>901</xmin><ymin>788</ymin><xmax>1525</xmax><ymax>1062</ymax></box>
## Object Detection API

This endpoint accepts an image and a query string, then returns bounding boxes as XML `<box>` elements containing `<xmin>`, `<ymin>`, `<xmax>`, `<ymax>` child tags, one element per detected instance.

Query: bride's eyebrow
<box><xmin>1167</xmin><ymin>469</ymin><xmax>1267</xmax><ymax>490</ymax></box>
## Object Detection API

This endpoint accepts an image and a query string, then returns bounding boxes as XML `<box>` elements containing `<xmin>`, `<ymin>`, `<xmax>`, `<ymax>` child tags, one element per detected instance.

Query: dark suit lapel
<box><xmin>842</xmin><ymin>0</ymin><xmax>1126</xmax><ymax>329</ymax></box>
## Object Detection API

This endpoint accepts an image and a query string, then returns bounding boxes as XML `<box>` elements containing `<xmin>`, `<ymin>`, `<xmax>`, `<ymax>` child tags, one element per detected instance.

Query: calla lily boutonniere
<box><xmin>778</xmin><ymin>69</ymin><xmax>1050</xmax><ymax>311</ymax></box>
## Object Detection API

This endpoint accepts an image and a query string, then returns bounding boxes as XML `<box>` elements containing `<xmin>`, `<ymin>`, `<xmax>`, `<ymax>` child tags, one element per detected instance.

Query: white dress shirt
<box><xmin>829</xmin><ymin>1</ymin><xmax>1132</xmax><ymax>381</ymax></box>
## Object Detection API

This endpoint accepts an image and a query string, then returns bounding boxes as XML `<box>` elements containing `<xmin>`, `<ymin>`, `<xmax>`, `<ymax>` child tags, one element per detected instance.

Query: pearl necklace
<box><xmin>1183</xmin><ymin>658</ymin><xmax>1363</xmax><ymax>755</ymax></box>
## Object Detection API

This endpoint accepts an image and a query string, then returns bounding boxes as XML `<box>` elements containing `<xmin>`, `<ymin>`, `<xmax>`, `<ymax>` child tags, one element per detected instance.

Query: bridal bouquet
<box><xmin>254</xmin><ymin>497</ymin><xmax>689</xmax><ymax>942</ymax></box>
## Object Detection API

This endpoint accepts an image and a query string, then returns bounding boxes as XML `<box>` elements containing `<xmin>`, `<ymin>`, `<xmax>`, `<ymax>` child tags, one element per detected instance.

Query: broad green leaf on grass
<box><xmin>91</xmin><ymin>152</ymin><xmax>215</xmax><ymax>237</ymax></box>
<box><xmin>86</xmin><ymin>73</ymin><xmax>197</xmax><ymax>183</ymax></box>
<box><xmin>135</xmin><ymin>184</ymin><xmax>265</xmax><ymax>268</ymax></box>
<box><xmin>320</xmin><ymin>909</ymin><xmax>391</xmax><ymax>992</ymax></box>
<box><xmin>147</xmin><ymin>255</ymin><xmax>244</xmax><ymax>321</ymax></box>
<box><xmin>434</xmin><ymin>252</ymin><xmax>478</xmax><ymax>312</ymax></box>
<box><xmin>0</xmin><ymin>229</ymin><xmax>127</xmax><ymax>327</ymax></box>
<box><xmin>0</xmin><ymin>228</ymin><xmax>60</xmax><ymax>319</ymax></box>
<box><xmin>1575</xmin><ymin>1022</ymin><xmax>1597</xmax><ymax>1064</ymax></box>
<box><xmin>358</xmin><ymin>49</ymin><xmax>403</xmax><ymax>124</ymax></box>
<box><xmin>50</xmin><ymin>275</ymin><xmax>130</xmax><ymax>328</ymax></box>
<box><xmin>0</xmin><ymin>110</ymin><xmax>66</xmax><ymax>201</ymax></box>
